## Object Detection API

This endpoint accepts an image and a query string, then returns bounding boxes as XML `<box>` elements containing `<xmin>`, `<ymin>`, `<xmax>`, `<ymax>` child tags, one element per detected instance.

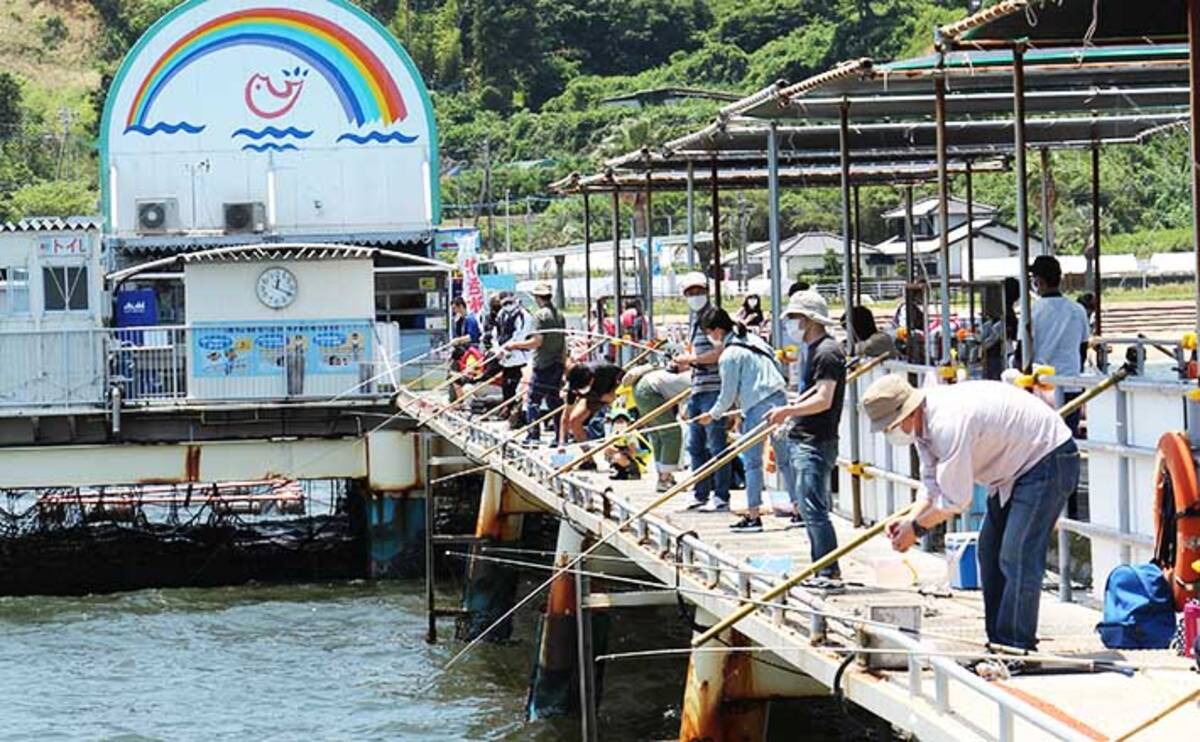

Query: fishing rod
<box><xmin>443</xmin><ymin>551</ymin><xmax>1187</xmax><ymax>674</ymax></box>
<box><xmin>554</xmin><ymin>387</ymin><xmax>692</xmax><ymax>476</ymax></box>
<box><xmin>477</xmin><ymin>337</ymin><xmax>613</xmax><ymax>424</ymax></box>
<box><xmin>475</xmin><ymin>340</ymin><xmax>664</xmax><ymax>458</ymax></box>
<box><xmin>329</xmin><ymin>339</ymin><xmax>458</xmax><ymax>402</ymax></box>
<box><xmin>414</xmin><ymin>370</ymin><xmax>506</xmax><ymax>428</ymax></box>
<box><xmin>443</xmin><ymin>414</ymin><xmax>787</xmax><ymax>670</ymax></box>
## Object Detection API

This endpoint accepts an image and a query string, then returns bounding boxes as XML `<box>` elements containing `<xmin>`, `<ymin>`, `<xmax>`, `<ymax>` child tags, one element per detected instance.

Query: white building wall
<box><xmin>184</xmin><ymin>259</ymin><xmax>373</xmax><ymax>323</ymax></box>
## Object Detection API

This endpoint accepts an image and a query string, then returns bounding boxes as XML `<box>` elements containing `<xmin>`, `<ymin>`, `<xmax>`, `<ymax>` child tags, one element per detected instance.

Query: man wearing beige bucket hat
<box><xmin>765</xmin><ymin>291</ymin><xmax>846</xmax><ymax>583</ymax></box>
<box><xmin>861</xmin><ymin>373</ymin><xmax>1079</xmax><ymax>650</ymax></box>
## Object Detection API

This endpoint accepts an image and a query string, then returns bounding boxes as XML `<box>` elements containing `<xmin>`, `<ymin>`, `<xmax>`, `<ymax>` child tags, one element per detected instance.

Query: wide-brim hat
<box><xmin>862</xmin><ymin>374</ymin><xmax>925</xmax><ymax>433</ymax></box>
<box><xmin>783</xmin><ymin>290</ymin><xmax>838</xmax><ymax>327</ymax></box>
<box><xmin>530</xmin><ymin>281</ymin><xmax>555</xmax><ymax>297</ymax></box>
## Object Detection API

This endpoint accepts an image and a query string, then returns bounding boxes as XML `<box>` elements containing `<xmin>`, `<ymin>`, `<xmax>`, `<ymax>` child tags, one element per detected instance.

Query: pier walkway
<box><xmin>400</xmin><ymin>387</ymin><xmax>1199</xmax><ymax>742</ymax></box>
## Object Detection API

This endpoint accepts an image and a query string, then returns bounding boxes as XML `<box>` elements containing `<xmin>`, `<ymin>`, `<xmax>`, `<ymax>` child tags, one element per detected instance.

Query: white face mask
<box><xmin>785</xmin><ymin>319</ymin><xmax>806</xmax><ymax>341</ymax></box>
<box><xmin>576</xmin><ymin>386</ymin><xmax>592</xmax><ymax>397</ymax></box>
<box><xmin>706</xmin><ymin>333</ymin><xmax>725</xmax><ymax>348</ymax></box>
<box><xmin>686</xmin><ymin>295</ymin><xmax>708</xmax><ymax>312</ymax></box>
<box><xmin>885</xmin><ymin>427</ymin><xmax>914</xmax><ymax>447</ymax></box>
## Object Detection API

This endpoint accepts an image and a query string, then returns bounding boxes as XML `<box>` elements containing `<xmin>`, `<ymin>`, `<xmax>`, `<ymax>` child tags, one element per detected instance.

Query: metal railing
<box><xmin>409</xmin><ymin>393</ymin><xmax>1096</xmax><ymax>742</ymax></box>
<box><xmin>0</xmin><ymin>321</ymin><xmax>400</xmax><ymax>412</ymax></box>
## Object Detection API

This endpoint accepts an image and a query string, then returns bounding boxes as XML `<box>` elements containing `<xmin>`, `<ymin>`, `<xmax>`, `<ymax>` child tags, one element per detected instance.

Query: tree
<box><xmin>0</xmin><ymin>73</ymin><xmax>21</xmax><ymax>142</ymax></box>
<box><xmin>6</xmin><ymin>181</ymin><xmax>97</xmax><ymax>220</ymax></box>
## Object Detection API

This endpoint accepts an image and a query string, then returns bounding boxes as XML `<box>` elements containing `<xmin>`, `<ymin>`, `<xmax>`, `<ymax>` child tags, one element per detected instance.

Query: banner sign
<box><xmin>192</xmin><ymin>320</ymin><xmax>372</xmax><ymax>378</ymax></box>
<box><xmin>455</xmin><ymin>229</ymin><xmax>486</xmax><ymax>317</ymax></box>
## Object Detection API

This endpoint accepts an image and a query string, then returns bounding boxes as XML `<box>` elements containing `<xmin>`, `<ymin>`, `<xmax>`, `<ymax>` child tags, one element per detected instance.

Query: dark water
<box><xmin>0</xmin><ymin>580</ymin><xmax>691</xmax><ymax>741</ymax></box>
<box><xmin>0</xmin><ymin>580</ymin><xmax>888</xmax><ymax>740</ymax></box>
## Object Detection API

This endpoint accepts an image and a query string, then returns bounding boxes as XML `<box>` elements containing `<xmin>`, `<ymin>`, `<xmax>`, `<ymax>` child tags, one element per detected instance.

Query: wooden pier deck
<box><xmin>401</xmin><ymin>389</ymin><xmax>1200</xmax><ymax>741</ymax></box>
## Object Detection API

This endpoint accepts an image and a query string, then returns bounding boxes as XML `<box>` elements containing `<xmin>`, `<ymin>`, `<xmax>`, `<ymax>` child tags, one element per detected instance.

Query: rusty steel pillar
<box><xmin>679</xmin><ymin>610</ymin><xmax>826</xmax><ymax>742</ymax></box>
<box><xmin>456</xmin><ymin>470</ymin><xmax>531</xmax><ymax>641</ymax></box>
<box><xmin>527</xmin><ymin>519</ymin><xmax>585</xmax><ymax>720</ymax></box>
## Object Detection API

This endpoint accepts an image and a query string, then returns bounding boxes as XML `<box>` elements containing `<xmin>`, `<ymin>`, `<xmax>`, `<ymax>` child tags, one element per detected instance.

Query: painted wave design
<box><xmin>241</xmin><ymin>143</ymin><xmax>300</xmax><ymax>153</ymax></box>
<box><xmin>336</xmin><ymin>131</ymin><xmax>419</xmax><ymax>145</ymax></box>
<box><xmin>233</xmin><ymin>126</ymin><xmax>314</xmax><ymax>140</ymax></box>
<box><xmin>124</xmin><ymin>121</ymin><xmax>206</xmax><ymax>136</ymax></box>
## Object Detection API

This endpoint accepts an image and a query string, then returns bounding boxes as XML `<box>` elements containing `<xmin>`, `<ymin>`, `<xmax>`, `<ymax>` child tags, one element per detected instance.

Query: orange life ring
<box><xmin>1152</xmin><ymin>432</ymin><xmax>1200</xmax><ymax>610</ymax></box>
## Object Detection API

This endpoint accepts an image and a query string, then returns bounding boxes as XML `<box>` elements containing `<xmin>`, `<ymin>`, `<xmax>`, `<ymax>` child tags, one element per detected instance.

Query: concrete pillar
<box><xmin>457</xmin><ymin>470</ymin><xmax>528</xmax><ymax>641</ymax></box>
<box><xmin>526</xmin><ymin>519</ymin><xmax>585</xmax><ymax>720</ymax></box>
<box><xmin>365</xmin><ymin>490</ymin><xmax>427</xmax><ymax>578</ymax></box>
<box><xmin>679</xmin><ymin>608</ymin><xmax>826</xmax><ymax>742</ymax></box>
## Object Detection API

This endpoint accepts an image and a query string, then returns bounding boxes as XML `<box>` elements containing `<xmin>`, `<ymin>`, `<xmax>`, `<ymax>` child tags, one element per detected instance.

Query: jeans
<box><xmin>978</xmin><ymin>439</ymin><xmax>1079</xmax><ymax>649</ymax></box>
<box><xmin>740</xmin><ymin>391</ymin><xmax>787</xmax><ymax>510</ymax></box>
<box><xmin>787</xmin><ymin>437</ymin><xmax>840</xmax><ymax>578</ymax></box>
<box><xmin>686</xmin><ymin>390</ymin><xmax>730</xmax><ymax>503</ymax></box>
<box><xmin>500</xmin><ymin>365</ymin><xmax>523</xmax><ymax>404</ymax></box>
<box><xmin>525</xmin><ymin>362</ymin><xmax>564</xmax><ymax>441</ymax></box>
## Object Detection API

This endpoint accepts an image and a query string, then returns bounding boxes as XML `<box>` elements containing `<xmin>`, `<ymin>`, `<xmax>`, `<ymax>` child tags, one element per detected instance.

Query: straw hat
<box><xmin>530</xmin><ymin>281</ymin><xmax>554</xmax><ymax>297</ymax></box>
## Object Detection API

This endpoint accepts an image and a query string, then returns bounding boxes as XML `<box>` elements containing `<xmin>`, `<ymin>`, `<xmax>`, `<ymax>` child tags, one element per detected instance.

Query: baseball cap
<box><xmin>679</xmin><ymin>272</ymin><xmax>708</xmax><ymax>294</ymax></box>
<box><xmin>1029</xmin><ymin>255</ymin><xmax>1062</xmax><ymax>284</ymax></box>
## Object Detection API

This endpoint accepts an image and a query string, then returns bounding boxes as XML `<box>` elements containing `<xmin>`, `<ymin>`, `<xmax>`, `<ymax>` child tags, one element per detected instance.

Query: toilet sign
<box><xmin>38</xmin><ymin>236</ymin><xmax>88</xmax><ymax>257</ymax></box>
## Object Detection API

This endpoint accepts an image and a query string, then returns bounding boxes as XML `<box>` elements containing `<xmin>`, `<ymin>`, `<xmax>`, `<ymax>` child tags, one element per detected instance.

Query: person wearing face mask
<box><xmin>863</xmin><ymin>374</ymin><xmax>1079</xmax><ymax>651</ymax></box>
<box><xmin>673</xmin><ymin>272</ymin><xmax>731</xmax><ymax>512</ymax></box>
<box><xmin>504</xmin><ymin>282</ymin><xmax>566</xmax><ymax>443</ymax></box>
<box><xmin>765</xmin><ymin>291</ymin><xmax>846</xmax><ymax>584</ymax></box>
<box><xmin>736</xmin><ymin>294</ymin><xmax>765</xmax><ymax>328</ymax></box>
<box><xmin>694</xmin><ymin>309</ymin><xmax>787</xmax><ymax>533</ymax></box>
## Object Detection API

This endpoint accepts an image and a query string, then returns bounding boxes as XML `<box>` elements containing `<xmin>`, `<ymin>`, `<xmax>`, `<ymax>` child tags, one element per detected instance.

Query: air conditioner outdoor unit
<box><xmin>136</xmin><ymin>198</ymin><xmax>179</xmax><ymax>234</ymax></box>
<box><xmin>223</xmin><ymin>202</ymin><xmax>267</xmax><ymax>234</ymax></box>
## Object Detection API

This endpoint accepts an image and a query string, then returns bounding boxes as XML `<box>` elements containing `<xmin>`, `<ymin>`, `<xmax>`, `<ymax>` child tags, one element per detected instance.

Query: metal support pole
<box><xmin>838</xmin><ymin>101</ymin><xmax>863</xmax><ymax>527</ymax></box>
<box><xmin>575</xmin><ymin>567</ymin><xmax>598</xmax><ymax>741</ymax></box>
<box><xmin>686</xmin><ymin>161</ymin><xmax>696</xmax><ymax>269</ymax></box>
<box><xmin>423</xmin><ymin>432</ymin><xmax>436</xmax><ymax>643</ymax></box>
<box><xmin>934</xmin><ymin>65</ymin><xmax>953</xmax><ymax>363</ymax></box>
<box><xmin>854</xmin><ymin>183</ymin><xmax>864</xmax><ymax>304</ymax></box>
<box><xmin>1013</xmin><ymin>44</ymin><xmax>1034</xmax><ymax>371</ymax></box>
<box><xmin>612</xmin><ymin>189</ymin><xmax>622</xmax><ymax>327</ymax></box>
<box><xmin>768</xmin><ymin>122</ymin><xmax>784</xmax><ymax>345</ymax></box>
<box><xmin>1040</xmin><ymin>148</ymin><xmax>1054</xmax><ymax>255</ymax></box>
<box><xmin>1191</xmin><ymin>0</ymin><xmax>1200</xmax><ymax>338</ymax></box>
<box><xmin>555</xmin><ymin>255</ymin><xmax>566</xmax><ymax>310</ymax></box>
<box><xmin>583</xmin><ymin>192</ymin><xmax>592</xmax><ymax>328</ymax></box>
<box><xmin>645</xmin><ymin>171</ymin><xmax>655</xmax><ymax>339</ymax></box>
<box><xmin>711</xmin><ymin>159</ymin><xmax>722</xmax><ymax>305</ymax></box>
<box><xmin>966</xmin><ymin>162</ymin><xmax>976</xmax><ymax>334</ymax></box>
<box><xmin>904</xmin><ymin>186</ymin><xmax>918</xmax><ymax>363</ymax></box>
<box><xmin>1092</xmin><ymin>144</ymin><xmax>1103</xmax><ymax>336</ymax></box>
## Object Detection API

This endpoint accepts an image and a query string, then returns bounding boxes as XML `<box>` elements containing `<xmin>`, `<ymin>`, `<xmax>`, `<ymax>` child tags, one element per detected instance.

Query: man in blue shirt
<box><xmin>451</xmin><ymin>297</ymin><xmax>482</xmax><ymax>348</ymax></box>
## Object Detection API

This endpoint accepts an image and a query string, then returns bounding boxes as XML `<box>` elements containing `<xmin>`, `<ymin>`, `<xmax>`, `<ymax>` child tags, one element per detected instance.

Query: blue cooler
<box><xmin>946</xmin><ymin>532</ymin><xmax>981</xmax><ymax>590</ymax></box>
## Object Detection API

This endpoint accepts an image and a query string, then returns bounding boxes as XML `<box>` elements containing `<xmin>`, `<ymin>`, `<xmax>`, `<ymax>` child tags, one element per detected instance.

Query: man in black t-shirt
<box><xmin>767</xmin><ymin>291</ymin><xmax>846</xmax><ymax>584</ymax></box>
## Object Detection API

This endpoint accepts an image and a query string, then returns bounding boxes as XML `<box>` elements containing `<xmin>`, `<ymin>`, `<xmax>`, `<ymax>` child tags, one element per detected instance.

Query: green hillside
<box><xmin>0</xmin><ymin>0</ymin><xmax>1193</xmax><ymax>257</ymax></box>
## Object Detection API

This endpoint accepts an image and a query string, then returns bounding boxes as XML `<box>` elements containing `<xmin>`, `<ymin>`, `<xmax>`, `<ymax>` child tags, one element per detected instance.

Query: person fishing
<box><xmin>560</xmin><ymin>360</ymin><xmax>625</xmax><ymax>445</ymax></box>
<box><xmin>503</xmin><ymin>282</ymin><xmax>565</xmax><ymax>443</ymax></box>
<box><xmin>629</xmin><ymin>363</ymin><xmax>691</xmax><ymax>493</ymax></box>
<box><xmin>494</xmin><ymin>291</ymin><xmax>531</xmax><ymax>421</ymax></box>
<box><xmin>672</xmin><ymin>272</ymin><xmax>730</xmax><ymax>512</ymax></box>
<box><xmin>693</xmin><ymin>308</ymin><xmax>786</xmax><ymax>534</ymax></box>
<box><xmin>862</xmin><ymin>373</ymin><xmax>1079</xmax><ymax>651</ymax></box>
<box><xmin>766</xmin><ymin>291</ymin><xmax>847</xmax><ymax>586</ymax></box>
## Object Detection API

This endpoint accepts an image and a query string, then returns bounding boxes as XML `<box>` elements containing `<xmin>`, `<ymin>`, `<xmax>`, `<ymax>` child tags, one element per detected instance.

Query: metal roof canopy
<box><xmin>606</xmin><ymin>113</ymin><xmax>1184</xmax><ymax>171</ymax></box>
<box><xmin>106</xmin><ymin>243</ymin><xmax>454</xmax><ymax>284</ymax></box>
<box><xmin>551</xmin><ymin>160</ymin><xmax>1007</xmax><ymax>194</ymax></box>
<box><xmin>939</xmin><ymin>0</ymin><xmax>1186</xmax><ymax>48</ymax></box>
<box><xmin>728</xmin><ymin>46</ymin><xmax>1189</xmax><ymax>121</ymax></box>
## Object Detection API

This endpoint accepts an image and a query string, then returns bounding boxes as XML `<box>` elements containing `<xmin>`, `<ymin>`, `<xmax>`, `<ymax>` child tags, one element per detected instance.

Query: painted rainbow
<box><xmin>124</xmin><ymin>7</ymin><xmax>408</xmax><ymax>131</ymax></box>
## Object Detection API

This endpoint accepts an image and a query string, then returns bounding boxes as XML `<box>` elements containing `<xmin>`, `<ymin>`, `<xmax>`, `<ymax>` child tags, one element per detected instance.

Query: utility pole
<box><xmin>505</xmin><ymin>188</ymin><xmax>511</xmax><ymax>251</ymax></box>
<box><xmin>55</xmin><ymin>107</ymin><xmax>75</xmax><ymax>181</ymax></box>
<box><xmin>483</xmin><ymin>140</ymin><xmax>494</xmax><ymax>257</ymax></box>
<box><xmin>736</xmin><ymin>191</ymin><xmax>748</xmax><ymax>291</ymax></box>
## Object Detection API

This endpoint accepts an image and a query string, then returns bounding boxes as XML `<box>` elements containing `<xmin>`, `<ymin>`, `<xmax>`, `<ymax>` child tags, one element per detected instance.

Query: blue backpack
<box><xmin>1096</xmin><ymin>564</ymin><xmax>1176</xmax><ymax>649</ymax></box>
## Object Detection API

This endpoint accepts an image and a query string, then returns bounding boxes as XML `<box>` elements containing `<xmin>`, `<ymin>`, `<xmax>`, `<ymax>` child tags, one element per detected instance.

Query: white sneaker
<box><xmin>698</xmin><ymin>498</ymin><xmax>730</xmax><ymax>513</ymax></box>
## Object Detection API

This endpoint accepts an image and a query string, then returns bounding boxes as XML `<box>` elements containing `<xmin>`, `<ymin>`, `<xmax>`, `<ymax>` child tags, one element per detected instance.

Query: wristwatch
<box><xmin>910</xmin><ymin>518</ymin><xmax>929</xmax><ymax>538</ymax></box>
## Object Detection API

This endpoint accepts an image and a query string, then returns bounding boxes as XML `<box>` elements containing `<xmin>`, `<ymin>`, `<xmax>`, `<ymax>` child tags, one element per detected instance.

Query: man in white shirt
<box><xmin>862</xmin><ymin>374</ymin><xmax>1080</xmax><ymax>650</ymax></box>
<box><xmin>1029</xmin><ymin>255</ymin><xmax>1091</xmax><ymax>434</ymax></box>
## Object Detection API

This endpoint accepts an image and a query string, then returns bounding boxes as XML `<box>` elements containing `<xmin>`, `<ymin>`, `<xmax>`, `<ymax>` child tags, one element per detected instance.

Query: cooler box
<box><xmin>946</xmin><ymin>532</ymin><xmax>981</xmax><ymax>590</ymax></box>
